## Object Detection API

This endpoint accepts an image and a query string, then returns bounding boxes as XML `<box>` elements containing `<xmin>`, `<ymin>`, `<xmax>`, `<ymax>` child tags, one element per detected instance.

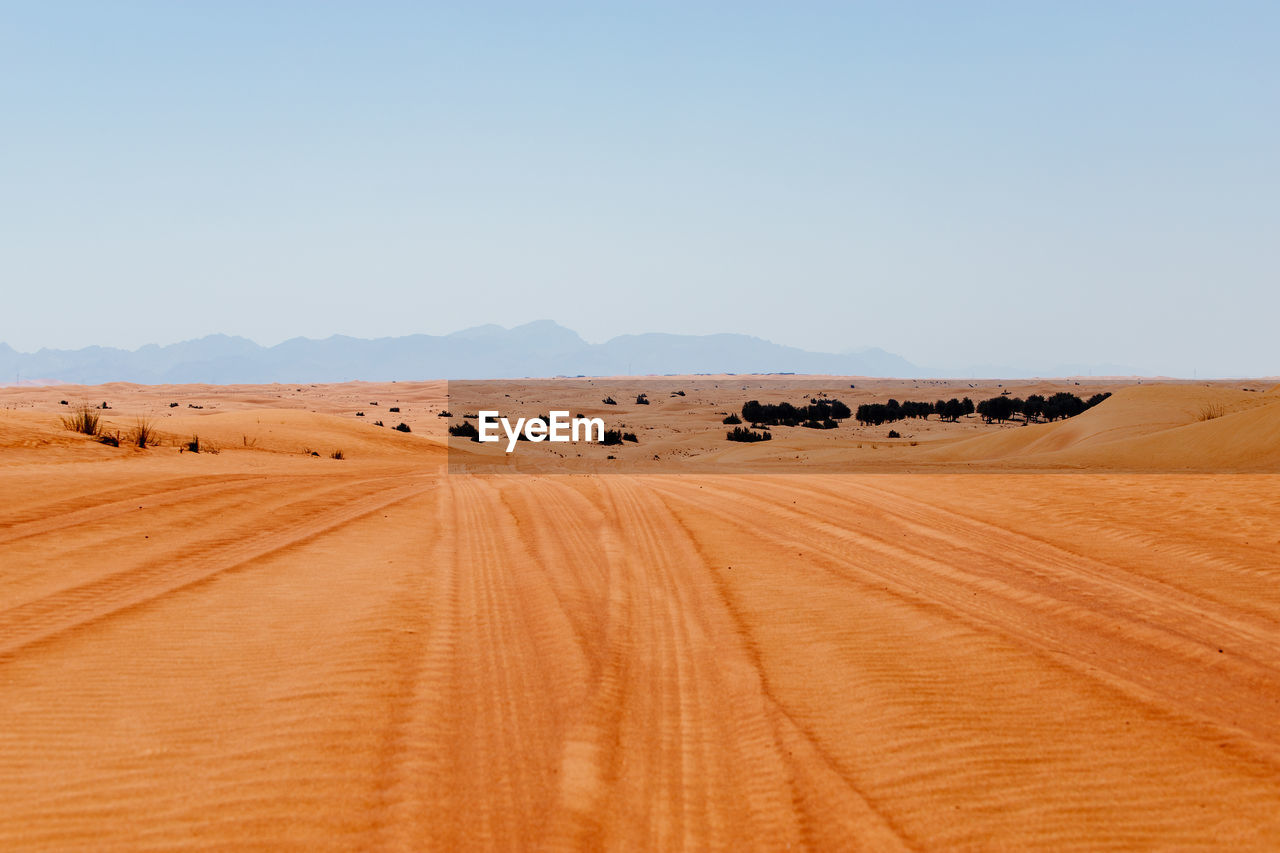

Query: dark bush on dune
<box><xmin>448</xmin><ymin>421</ymin><xmax>478</xmax><ymax>439</ymax></box>
<box><xmin>722</xmin><ymin>414</ymin><xmax>742</xmax><ymax>424</ymax></box>
<box><xmin>394</xmin><ymin>422</ymin><xmax>412</xmax><ymax>433</ymax></box>
<box><xmin>602</xmin><ymin>396</ymin><xmax>617</xmax><ymax>405</ymax></box>
<box><xmin>635</xmin><ymin>394</ymin><xmax>649</xmax><ymax>405</ymax></box>
<box><xmin>601</xmin><ymin>430</ymin><xmax>624</xmax><ymax>446</ymax></box>
<box><xmin>726</xmin><ymin>426</ymin><xmax>772</xmax><ymax>443</ymax></box>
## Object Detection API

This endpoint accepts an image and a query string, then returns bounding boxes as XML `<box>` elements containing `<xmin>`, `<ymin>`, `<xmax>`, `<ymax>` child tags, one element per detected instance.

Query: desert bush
<box><xmin>602</xmin><ymin>396</ymin><xmax>617</xmax><ymax>405</ymax></box>
<box><xmin>1199</xmin><ymin>402</ymin><xmax>1225</xmax><ymax>421</ymax></box>
<box><xmin>393</xmin><ymin>422</ymin><xmax>411</xmax><ymax>433</ymax></box>
<box><xmin>185</xmin><ymin>436</ymin><xmax>200</xmax><ymax>453</ymax></box>
<box><xmin>888</xmin><ymin>430</ymin><xmax>900</xmax><ymax>438</ymax></box>
<box><xmin>438</xmin><ymin>410</ymin><xmax>452</xmax><ymax>417</ymax></box>
<box><xmin>726</xmin><ymin>426</ymin><xmax>771</xmax><ymax>443</ymax></box>
<box><xmin>62</xmin><ymin>405</ymin><xmax>101</xmax><ymax>436</ymax></box>
<box><xmin>448</xmin><ymin>421</ymin><xmax>479</xmax><ymax>438</ymax></box>
<box><xmin>59</xmin><ymin>400</ymin><xmax>68</xmax><ymax>405</ymax></box>
<box><xmin>98</xmin><ymin>433</ymin><xmax>120</xmax><ymax>447</ymax></box>
<box><xmin>130</xmin><ymin>418</ymin><xmax>157</xmax><ymax>448</ymax></box>
<box><xmin>356</xmin><ymin>411</ymin><xmax>365</xmax><ymax>417</ymax></box>
<box><xmin>635</xmin><ymin>394</ymin><xmax>649</xmax><ymax>405</ymax></box>
<box><xmin>331</xmin><ymin>450</ymin><xmax>345</xmax><ymax>460</ymax></box>
<box><xmin>722</xmin><ymin>414</ymin><xmax>742</xmax><ymax>424</ymax></box>
<box><xmin>623</xmin><ymin>432</ymin><xmax>638</xmax><ymax>442</ymax></box>
<box><xmin>601</xmin><ymin>430</ymin><xmax>624</xmax><ymax>446</ymax></box>
<box><xmin>389</xmin><ymin>407</ymin><xmax>400</xmax><ymax>413</ymax></box>
<box><xmin>169</xmin><ymin>402</ymin><xmax>179</xmax><ymax>408</ymax></box>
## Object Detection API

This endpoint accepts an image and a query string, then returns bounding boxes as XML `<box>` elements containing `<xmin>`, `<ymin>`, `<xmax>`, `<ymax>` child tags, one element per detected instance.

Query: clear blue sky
<box><xmin>2</xmin><ymin>2</ymin><xmax>1276</xmax><ymax>375</ymax></box>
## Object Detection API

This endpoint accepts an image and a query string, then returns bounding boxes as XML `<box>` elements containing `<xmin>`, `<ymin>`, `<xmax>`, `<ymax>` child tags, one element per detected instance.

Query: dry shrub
<box><xmin>130</xmin><ymin>418</ymin><xmax>157</xmax><ymax>448</ymax></box>
<box><xmin>1199</xmin><ymin>403</ymin><xmax>1226</xmax><ymax>421</ymax></box>
<box><xmin>61</xmin><ymin>405</ymin><xmax>101</xmax><ymax>436</ymax></box>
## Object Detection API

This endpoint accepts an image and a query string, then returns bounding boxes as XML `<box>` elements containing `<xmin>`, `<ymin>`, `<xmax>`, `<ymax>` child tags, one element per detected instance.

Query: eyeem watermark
<box><xmin>477</xmin><ymin>410</ymin><xmax>605</xmax><ymax>452</ymax></box>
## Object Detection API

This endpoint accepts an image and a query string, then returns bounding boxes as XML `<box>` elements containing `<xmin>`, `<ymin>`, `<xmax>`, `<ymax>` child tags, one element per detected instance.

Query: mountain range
<box><xmin>1</xmin><ymin>321</ymin><xmax>925</xmax><ymax>384</ymax></box>
<box><xmin>0</xmin><ymin>321</ymin><xmax>1156</xmax><ymax>384</ymax></box>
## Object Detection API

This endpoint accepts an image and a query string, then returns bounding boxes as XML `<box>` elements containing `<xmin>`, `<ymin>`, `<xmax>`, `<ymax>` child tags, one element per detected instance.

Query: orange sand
<box><xmin>1</xmin><ymin>378</ymin><xmax>1278</xmax><ymax>849</ymax></box>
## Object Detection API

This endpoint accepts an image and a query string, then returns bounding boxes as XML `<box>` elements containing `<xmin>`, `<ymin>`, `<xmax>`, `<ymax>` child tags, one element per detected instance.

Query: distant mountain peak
<box><xmin>0</xmin><ymin>323</ymin><xmax>922</xmax><ymax>384</ymax></box>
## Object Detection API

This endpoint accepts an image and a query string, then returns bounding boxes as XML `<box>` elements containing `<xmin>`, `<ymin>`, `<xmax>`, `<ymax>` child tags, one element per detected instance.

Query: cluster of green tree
<box><xmin>855</xmin><ymin>391</ymin><xmax>1111</xmax><ymax>426</ymax></box>
<box><xmin>856</xmin><ymin>398</ymin><xmax>961</xmax><ymax>426</ymax></box>
<box><xmin>726</xmin><ymin>426</ymin><xmax>772</xmax><ymax>442</ymax></box>
<box><xmin>934</xmin><ymin>398</ymin><xmax>977</xmax><ymax>422</ymax></box>
<box><xmin>975</xmin><ymin>391</ymin><xmax>1110</xmax><ymax>424</ymax></box>
<box><xmin>741</xmin><ymin>398</ymin><xmax>851</xmax><ymax>428</ymax></box>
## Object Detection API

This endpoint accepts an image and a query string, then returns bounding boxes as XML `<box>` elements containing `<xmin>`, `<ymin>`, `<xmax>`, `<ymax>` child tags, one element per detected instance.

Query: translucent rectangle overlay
<box><xmin>443</xmin><ymin>378</ymin><xmax>1273</xmax><ymax>475</ymax></box>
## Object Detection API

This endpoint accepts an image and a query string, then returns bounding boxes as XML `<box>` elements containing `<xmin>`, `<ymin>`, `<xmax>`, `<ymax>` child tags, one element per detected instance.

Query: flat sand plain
<box><xmin>1</xmin><ymin>377</ymin><xmax>1278</xmax><ymax>849</ymax></box>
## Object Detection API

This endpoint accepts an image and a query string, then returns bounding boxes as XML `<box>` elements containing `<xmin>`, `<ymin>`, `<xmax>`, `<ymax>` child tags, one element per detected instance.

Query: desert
<box><xmin>1</xmin><ymin>377</ymin><xmax>1278</xmax><ymax>849</ymax></box>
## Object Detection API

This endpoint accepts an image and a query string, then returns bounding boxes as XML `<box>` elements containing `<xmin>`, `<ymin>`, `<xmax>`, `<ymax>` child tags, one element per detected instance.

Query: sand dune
<box><xmin>922</xmin><ymin>384</ymin><xmax>1280</xmax><ymax>470</ymax></box>
<box><xmin>1</xmin><ymin>379</ymin><xmax>1278</xmax><ymax>848</ymax></box>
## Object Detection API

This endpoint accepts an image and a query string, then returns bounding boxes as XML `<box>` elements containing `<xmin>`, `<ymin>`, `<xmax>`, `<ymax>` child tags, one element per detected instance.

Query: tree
<box><xmin>1043</xmin><ymin>392</ymin><xmax>1086</xmax><ymax>422</ymax></box>
<box><xmin>976</xmin><ymin>396</ymin><xmax>1015</xmax><ymax>423</ymax></box>
<box><xmin>1022</xmin><ymin>394</ymin><xmax>1045</xmax><ymax>422</ymax></box>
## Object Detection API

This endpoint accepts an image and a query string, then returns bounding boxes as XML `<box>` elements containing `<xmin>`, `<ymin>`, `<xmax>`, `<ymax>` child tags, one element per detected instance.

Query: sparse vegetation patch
<box><xmin>62</xmin><ymin>405</ymin><xmax>101</xmax><ymax>436</ymax></box>
<box><xmin>727</xmin><ymin>426</ymin><xmax>772</xmax><ymax>443</ymax></box>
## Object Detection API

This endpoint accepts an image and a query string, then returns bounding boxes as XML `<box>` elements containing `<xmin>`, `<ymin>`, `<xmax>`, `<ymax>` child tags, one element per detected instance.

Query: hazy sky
<box><xmin>2</xmin><ymin>2</ymin><xmax>1276</xmax><ymax>375</ymax></box>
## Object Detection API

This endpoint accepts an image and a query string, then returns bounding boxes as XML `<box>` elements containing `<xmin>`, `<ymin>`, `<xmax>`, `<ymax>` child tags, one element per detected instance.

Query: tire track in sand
<box><xmin>650</xmin><ymin>475</ymin><xmax>1280</xmax><ymax>768</ymax></box>
<box><xmin>542</xmin><ymin>476</ymin><xmax>902</xmax><ymax>851</ymax></box>
<box><xmin>0</xmin><ymin>474</ymin><xmax>435</xmax><ymax>659</ymax></box>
